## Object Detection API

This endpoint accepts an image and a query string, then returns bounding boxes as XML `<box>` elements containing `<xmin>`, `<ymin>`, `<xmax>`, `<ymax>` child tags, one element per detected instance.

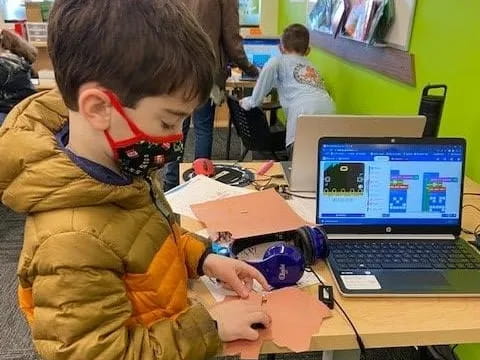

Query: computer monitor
<box><xmin>243</xmin><ymin>38</ymin><xmax>281</xmax><ymax>69</ymax></box>
<box><xmin>317</xmin><ymin>138</ymin><xmax>465</xmax><ymax>230</ymax></box>
<box><xmin>286</xmin><ymin>115</ymin><xmax>427</xmax><ymax>192</ymax></box>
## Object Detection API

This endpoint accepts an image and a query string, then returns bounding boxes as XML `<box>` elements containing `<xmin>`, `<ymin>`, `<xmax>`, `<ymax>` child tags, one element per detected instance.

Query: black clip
<box><xmin>319</xmin><ymin>285</ymin><xmax>334</xmax><ymax>309</ymax></box>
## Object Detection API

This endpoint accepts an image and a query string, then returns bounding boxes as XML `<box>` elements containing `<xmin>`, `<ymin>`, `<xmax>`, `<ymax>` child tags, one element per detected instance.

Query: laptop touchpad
<box><xmin>382</xmin><ymin>271</ymin><xmax>449</xmax><ymax>289</ymax></box>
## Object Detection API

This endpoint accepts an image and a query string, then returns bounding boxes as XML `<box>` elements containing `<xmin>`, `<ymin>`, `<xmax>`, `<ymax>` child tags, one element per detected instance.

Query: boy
<box><xmin>0</xmin><ymin>1</ymin><xmax>270</xmax><ymax>359</ymax></box>
<box><xmin>240</xmin><ymin>24</ymin><xmax>336</xmax><ymax>158</ymax></box>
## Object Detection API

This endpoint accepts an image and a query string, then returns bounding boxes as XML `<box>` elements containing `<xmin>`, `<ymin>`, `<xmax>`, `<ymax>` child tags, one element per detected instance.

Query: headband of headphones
<box><xmin>230</xmin><ymin>226</ymin><xmax>329</xmax><ymax>288</ymax></box>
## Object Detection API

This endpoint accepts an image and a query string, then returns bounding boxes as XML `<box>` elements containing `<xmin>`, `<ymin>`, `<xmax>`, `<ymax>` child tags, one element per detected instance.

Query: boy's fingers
<box><xmin>225</xmin><ymin>275</ymin><xmax>249</xmax><ymax>298</ymax></box>
<box><xmin>247</xmin><ymin>311</ymin><xmax>271</xmax><ymax>328</ymax></box>
<box><xmin>239</xmin><ymin>263</ymin><xmax>271</xmax><ymax>291</ymax></box>
<box><xmin>241</xmin><ymin>328</ymin><xmax>260</xmax><ymax>341</ymax></box>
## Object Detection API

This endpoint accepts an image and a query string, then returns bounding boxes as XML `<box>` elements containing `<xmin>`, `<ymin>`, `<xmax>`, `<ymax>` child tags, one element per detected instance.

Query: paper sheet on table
<box><xmin>191</xmin><ymin>189</ymin><xmax>307</xmax><ymax>238</ymax></box>
<box><xmin>164</xmin><ymin>175</ymin><xmax>253</xmax><ymax>219</ymax></box>
<box><xmin>223</xmin><ymin>288</ymin><xmax>331</xmax><ymax>359</ymax></box>
<box><xmin>287</xmin><ymin>196</ymin><xmax>317</xmax><ymax>224</ymax></box>
<box><xmin>200</xmin><ymin>271</ymin><xmax>325</xmax><ymax>303</ymax></box>
<box><xmin>222</xmin><ymin>293</ymin><xmax>273</xmax><ymax>360</ymax></box>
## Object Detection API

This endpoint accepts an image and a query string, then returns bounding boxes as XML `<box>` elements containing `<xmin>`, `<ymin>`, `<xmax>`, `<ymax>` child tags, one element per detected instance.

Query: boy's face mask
<box><xmin>103</xmin><ymin>91</ymin><xmax>184</xmax><ymax>177</ymax></box>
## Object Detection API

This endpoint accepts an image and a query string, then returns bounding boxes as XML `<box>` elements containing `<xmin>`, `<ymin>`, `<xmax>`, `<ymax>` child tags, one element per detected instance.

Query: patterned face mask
<box><xmin>103</xmin><ymin>91</ymin><xmax>184</xmax><ymax>177</ymax></box>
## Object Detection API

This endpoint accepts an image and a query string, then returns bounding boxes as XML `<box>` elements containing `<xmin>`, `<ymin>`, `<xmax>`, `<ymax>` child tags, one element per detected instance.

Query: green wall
<box><xmin>279</xmin><ymin>0</ymin><xmax>480</xmax><ymax>181</ymax></box>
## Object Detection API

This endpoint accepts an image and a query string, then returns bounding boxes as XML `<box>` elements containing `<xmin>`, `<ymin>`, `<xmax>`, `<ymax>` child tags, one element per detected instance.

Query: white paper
<box><xmin>297</xmin><ymin>271</ymin><xmax>325</xmax><ymax>288</ymax></box>
<box><xmin>194</xmin><ymin>229</ymin><xmax>210</xmax><ymax>238</ymax></box>
<box><xmin>340</xmin><ymin>275</ymin><xmax>381</xmax><ymax>290</ymax></box>
<box><xmin>200</xmin><ymin>276</ymin><xmax>239</xmax><ymax>302</ymax></box>
<box><xmin>165</xmin><ymin>175</ymin><xmax>253</xmax><ymax>219</ymax></box>
<box><xmin>287</xmin><ymin>196</ymin><xmax>317</xmax><ymax>224</ymax></box>
<box><xmin>201</xmin><ymin>271</ymin><xmax>325</xmax><ymax>302</ymax></box>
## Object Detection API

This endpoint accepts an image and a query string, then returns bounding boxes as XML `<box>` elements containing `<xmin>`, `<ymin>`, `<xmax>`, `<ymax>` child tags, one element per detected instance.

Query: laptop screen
<box><xmin>317</xmin><ymin>140</ymin><xmax>465</xmax><ymax>229</ymax></box>
<box><xmin>243</xmin><ymin>38</ymin><xmax>281</xmax><ymax>69</ymax></box>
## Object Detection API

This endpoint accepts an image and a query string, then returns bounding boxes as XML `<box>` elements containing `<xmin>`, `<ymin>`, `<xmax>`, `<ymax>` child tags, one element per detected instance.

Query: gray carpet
<box><xmin>0</xmin><ymin>128</ymin><xmax>420</xmax><ymax>360</ymax></box>
<box><xmin>0</xmin><ymin>206</ymin><xmax>36</xmax><ymax>359</ymax></box>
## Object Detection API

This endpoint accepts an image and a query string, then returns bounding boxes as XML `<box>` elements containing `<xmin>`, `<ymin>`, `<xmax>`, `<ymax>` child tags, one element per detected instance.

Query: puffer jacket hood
<box><xmin>0</xmin><ymin>89</ymin><xmax>150</xmax><ymax>213</ymax></box>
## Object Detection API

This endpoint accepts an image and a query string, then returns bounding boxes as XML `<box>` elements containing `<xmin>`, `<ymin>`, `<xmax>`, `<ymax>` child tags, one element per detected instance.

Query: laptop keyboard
<box><xmin>330</xmin><ymin>240</ymin><xmax>480</xmax><ymax>270</ymax></box>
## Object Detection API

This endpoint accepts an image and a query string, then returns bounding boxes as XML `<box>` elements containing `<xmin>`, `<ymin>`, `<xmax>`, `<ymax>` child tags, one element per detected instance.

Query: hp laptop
<box><xmin>317</xmin><ymin>137</ymin><xmax>480</xmax><ymax>296</ymax></box>
<box><xmin>242</xmin><ymin>37</ymin><xmax>280</xmax><ymax>80</ymax></box>
<box><xmin>283</xmin><ymin>115</ymin><xmax>426</xmax><ymax>193</ymax></box>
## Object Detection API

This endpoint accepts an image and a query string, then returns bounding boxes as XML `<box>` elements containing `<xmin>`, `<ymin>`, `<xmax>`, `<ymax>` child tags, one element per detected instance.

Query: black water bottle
<box><xmin>418</xmin><ymin>84</ymin><xmax>447</xmax><ymax>137</ymax></box>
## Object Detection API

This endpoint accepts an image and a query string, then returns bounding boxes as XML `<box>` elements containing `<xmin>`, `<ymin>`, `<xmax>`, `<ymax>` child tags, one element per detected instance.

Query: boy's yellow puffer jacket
<box><xmin>0</xmin><ymin>90</ymin><xmax>221</xmax><ymax>360</ymax></box>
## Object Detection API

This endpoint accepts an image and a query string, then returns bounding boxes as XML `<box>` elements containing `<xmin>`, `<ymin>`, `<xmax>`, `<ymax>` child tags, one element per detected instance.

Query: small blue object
<box><xmin>212</xmin><ymin>243</ymin><xmax>230</xmax><ymax>256</ymax></box>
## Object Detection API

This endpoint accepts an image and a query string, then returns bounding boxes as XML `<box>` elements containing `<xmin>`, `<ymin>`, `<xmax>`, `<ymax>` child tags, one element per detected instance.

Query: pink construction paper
<box><xmin>191</xmin><ymin>189</ymin><xmax>306</xmax><ymax>239</ymax></box>
<box><xmin>222</xmin><ymin>288</ymin><xmax>331</xmax><ymax>359</ymax></box>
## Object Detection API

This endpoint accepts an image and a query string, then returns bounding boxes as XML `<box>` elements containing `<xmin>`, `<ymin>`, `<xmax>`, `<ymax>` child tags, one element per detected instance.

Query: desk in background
<box><xmin>33</xmin><ymin>78</ymin><xmax>56</xmax><ymax>91</ymax></box>
<box><xmin>32</xmin><ymin>69</ymin><xmax>256</xmax><ymax>93</ymax></box>
<box><xmin>180</xmin><ymin>162</ymin><xmax>480</xmax><ymax>360</ymax></box>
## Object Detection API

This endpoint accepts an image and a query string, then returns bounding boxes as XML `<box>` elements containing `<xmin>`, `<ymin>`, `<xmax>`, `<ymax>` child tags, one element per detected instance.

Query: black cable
<box><xmin>451</xmin><ymin>344</ymin><xmax>459</xmax><ymax>360</ymax></box>
<box><xmin>429</xmin><ymin>345</ymin><xmax>455</xmax><ymax>360</ymax></box>
<box><xmin>284</xmin><ymin>191</ymin><xmax>316</xmax><ymax>200</ymax></box>
<box><xmin>464</xmin><ymin>193</ymin><xmax>480</xmax><ymax>196</ymax></box>
<box><xmin>462</xmin><ymin>204</ymin><xmax>480</xmax><ymax>239</ymax></box>
<box><xmin>305</xmin><ymin>268</ymin><xmax>367</xmax><ymax>358</ymax></box>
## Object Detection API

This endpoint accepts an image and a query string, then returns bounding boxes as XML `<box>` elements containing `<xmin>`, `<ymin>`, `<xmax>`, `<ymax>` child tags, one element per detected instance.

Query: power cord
<box><xmin>283</xmin><ymin>190</ymin><xmax>316</xmax><ymax>200</ymax></box>
<box><xmin>428</xmin><ymin>344</ymin><xmax>459</xmax><ymax>360</ymax></box>
<box><xmin>305</xmin><ymin>268</ymin><xmax>367</xmax><ymax>359</ymax></box>
<box><xmin>451</xmin><ymin>344</ymin><xmax>459</xmax><ymax>360</ymax></box>
<box><xmin>464</xmin><ymin>193</ymin><xmax>480</xmax><ymax>196</ymax></box>
<box><xmin>461</xmin><ymin>204</ymin><xmax>480</xmax><ymax>246</ymax></box>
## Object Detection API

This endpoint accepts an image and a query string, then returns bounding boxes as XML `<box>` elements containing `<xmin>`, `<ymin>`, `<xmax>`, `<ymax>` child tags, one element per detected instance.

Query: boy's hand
<box><xmin>208</xmin><ymin>300</ymin><xmax>271</xmax><ymax>342</ymax></box>
<box><xmin>203</xmin><ymin>255</ymin><xmax>271</xmax><ymax>298</ymax></box>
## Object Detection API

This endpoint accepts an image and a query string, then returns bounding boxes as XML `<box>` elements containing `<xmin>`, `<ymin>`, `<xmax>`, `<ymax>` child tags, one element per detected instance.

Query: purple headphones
<box><xmin>230</xmin><ymin>226</ymin><xmax>329</xmax><ymax>289</ymax></box>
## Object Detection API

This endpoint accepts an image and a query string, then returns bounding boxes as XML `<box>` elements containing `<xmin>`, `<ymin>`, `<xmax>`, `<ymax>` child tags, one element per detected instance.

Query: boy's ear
<box><xmin>78</xmin><ymin>88</ymin><xmax>112</xmax><ymax>131</ymax></box>
<box><xmin>279</xmin><ymin>44</ymin><xmax>286</xmax><ymax>54</ymax></box>
<box><xmin>305</xmin><ymin>46</ymin><xmax>311</xmax><ymax>56</ymax></box>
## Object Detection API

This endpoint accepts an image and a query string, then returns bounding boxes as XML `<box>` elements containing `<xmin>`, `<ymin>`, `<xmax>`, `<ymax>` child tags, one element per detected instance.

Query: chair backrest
<box><xmin>226</xmin><ymin>96</ymin><xmax>273</xmax><ymax>151</ymax></box>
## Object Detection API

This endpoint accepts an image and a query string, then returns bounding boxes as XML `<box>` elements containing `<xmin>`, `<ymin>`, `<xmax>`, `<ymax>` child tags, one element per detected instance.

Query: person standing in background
<box><xmin>163</xmin><ymin>0</ymin><xmax>259</xmax><ymax>190</ymax></box>
<box><xmin>0</xmin><ymin>29</ymin><xmax>37</xmax><ymax>125</ymax></box>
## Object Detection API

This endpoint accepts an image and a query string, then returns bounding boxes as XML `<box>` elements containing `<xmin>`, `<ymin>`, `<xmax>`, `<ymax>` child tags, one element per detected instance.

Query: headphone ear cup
<box><xmin>295</xmin><ymin>226</ymin><xmax>315</xmax><ymax>266</ymax></box>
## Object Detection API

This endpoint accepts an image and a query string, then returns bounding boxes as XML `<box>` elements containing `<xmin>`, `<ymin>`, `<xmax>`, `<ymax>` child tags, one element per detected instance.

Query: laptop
<box><xmin>242</xmin><ymin>37</ymin><xmax>281</xmax><ymax>80</ymax></box>
<box><xmin>283</xmin><ymin>115</ymin><xmax>426</xmax><ymax>193</ymax></box>
<box><xmin>317</xmin><ymin>137</ymin><xmax>480</xmax><ymax>296</ymax></box>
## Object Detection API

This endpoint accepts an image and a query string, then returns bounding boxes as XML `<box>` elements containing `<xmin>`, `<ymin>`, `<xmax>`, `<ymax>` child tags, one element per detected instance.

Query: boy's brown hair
<box><xmin>48</xmin><ymin>0</ymin><xmax>216</xmax><ymax>111</ymax></box>
<box><xmin>281</xmin><ymin>24</ymin><xmax>310</xmax><ymax>55</ymax></box>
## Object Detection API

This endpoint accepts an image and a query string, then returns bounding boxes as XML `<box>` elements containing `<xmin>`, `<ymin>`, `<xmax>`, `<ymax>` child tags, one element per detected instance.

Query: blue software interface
<box><xmin>317</xmin><ymin>143</ymin><xmax>464</xmax><ymax>226</ymax></box>
<box><xmin>243</xmin><ymin>38</ymin><xmax>281</xmax><ymax>68</ymax></box>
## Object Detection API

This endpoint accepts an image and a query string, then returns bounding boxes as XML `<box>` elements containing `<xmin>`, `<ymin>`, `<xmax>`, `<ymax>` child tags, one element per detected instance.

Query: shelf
<box><xmin>31</xmin><ymin>41</ymin><xmax>48</xmax><ymax>48</ymax></box>
<box><xmin>310</xmin><ymin>30</ymin><xmax>416</xmax><ymax>86</ymax></box>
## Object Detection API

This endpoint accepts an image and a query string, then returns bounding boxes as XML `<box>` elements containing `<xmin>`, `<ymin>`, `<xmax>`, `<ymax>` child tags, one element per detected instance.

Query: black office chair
<box><xmin>226</xmin><ymin>96</ymin><xmax>287</xmax><ymax>161</ymax></box>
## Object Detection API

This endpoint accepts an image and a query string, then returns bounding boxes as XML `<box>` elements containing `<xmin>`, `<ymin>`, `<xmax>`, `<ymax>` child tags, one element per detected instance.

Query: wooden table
<box><xmin>32</xmin><ymin>76</ymin><xmax>251</xmax><ymax>93</ymax></box>
<box><xmin>181</xmin><ymin>163</ymin><xmax>480</xmax><ymax>359</ymax></box>
<box><xmin>226</xmin><ymin>77</ymin><xmax>257</xmax><ymax>90</ymax></box>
